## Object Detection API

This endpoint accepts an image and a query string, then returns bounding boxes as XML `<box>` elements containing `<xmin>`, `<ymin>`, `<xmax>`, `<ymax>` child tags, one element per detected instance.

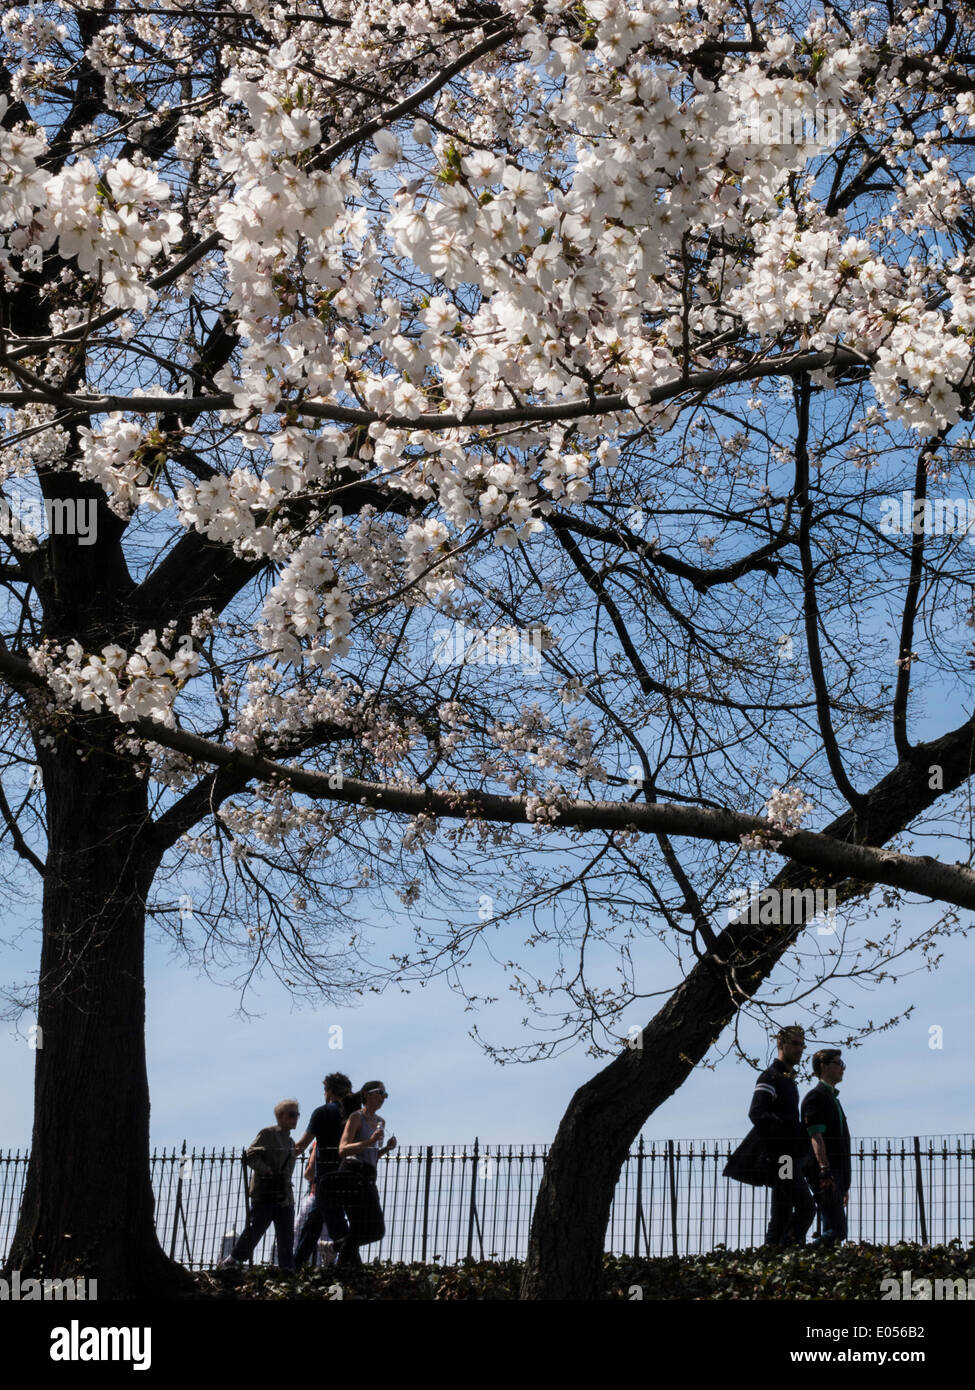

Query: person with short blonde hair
<box><xmin>221</xmin><ymin>1100</ymin><xmax>300</xmax><ymax>1270</ymax></box>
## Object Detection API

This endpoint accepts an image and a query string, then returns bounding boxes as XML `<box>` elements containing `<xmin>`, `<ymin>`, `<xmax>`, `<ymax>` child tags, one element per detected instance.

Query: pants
<box><xmin>334</xmin><ymin>1168</ymin><xmax>384</xmax><ymax>1267</ymax></box>
<box><xmin>766</xmin><ymin>1172</ymin><xmax>815</xmax><ymax>1246</ymax></box>
<box><xmin>230</xmin><ymin>1201</ymin><xmax>295</xmax><ymax>1269</ymax></box>
<box><xmin>294</xmin><ymin>1192</ymin><xmax>323</xmax><ymax>1267</ymax></box>
<box><xmin>813</xmin><ymin>1182</ymin><xmax>849</xmax><ymax>1242</ymax></box>
<box><xmin>294</xmin><ymin>1173</ymin><xmax>349</xmax><ymax>1268</ymax></box>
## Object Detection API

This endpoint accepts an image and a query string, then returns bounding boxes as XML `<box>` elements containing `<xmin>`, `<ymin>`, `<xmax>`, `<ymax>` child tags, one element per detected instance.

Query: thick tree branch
<box><xmin>0</xmin><ymin>345</ymin><xmax>873</xmax><ymax>430</ymax></box>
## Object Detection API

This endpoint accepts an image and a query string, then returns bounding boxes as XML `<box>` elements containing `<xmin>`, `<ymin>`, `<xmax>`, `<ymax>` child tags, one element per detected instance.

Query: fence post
<box><xmin>667</xmin><ymin>1139</ymin><xmax>678</xmax><ymax>1258</ymax></box>
<box><xmin>912</xmin><ymin>1136</ymin><xmax>928</xmax><ymax>1246</ymax></box>
<box><xmin>466</xmin><ymin>1138</ymin><xmax>479</xmax><ymax>1260</ymax></box>
<box><xmin>169</xmin><ymin>1141</ymin><xmax>186</xmax><ymax>1260</ymax></box>
<box><xmin>634</xmin><ymin>1137</ymin><xmax>644</xmax><ymax>1258</ymax></box>
<box><xmin>241</xmin><ymin>1146</ymin><xmax>253</xmax><ymax>1268</ymax></box>
<box><xmin>421</xmin><ymin>1144</ymin><xmax>433</xmax><ymax>1263</ymax></box>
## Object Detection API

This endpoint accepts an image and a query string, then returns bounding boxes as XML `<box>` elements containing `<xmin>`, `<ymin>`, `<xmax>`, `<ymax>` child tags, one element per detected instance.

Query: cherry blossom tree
<box><xmin>3</xmin><ymin>0</ymin><xmax>975</xmax><ymax>1298</ymax></box>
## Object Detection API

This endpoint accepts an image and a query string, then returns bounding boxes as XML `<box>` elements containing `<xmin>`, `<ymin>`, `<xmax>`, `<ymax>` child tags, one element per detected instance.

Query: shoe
<box><xmin>333</xmin><ymin>1237</ymin><xmax>361</xmax><ymax>1269</ymax></box>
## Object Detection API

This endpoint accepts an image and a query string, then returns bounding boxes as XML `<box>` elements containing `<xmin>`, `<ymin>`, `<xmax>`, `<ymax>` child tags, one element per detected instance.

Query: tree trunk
<box><xmin>521</xmin><ymin>956</ymin><xmax>731</xmax><ymax>1299</ymax></box>
<box><xmin>5</xmin><ymin>727</ymin><xmax>193</xmax><ymax>1298</ymax></box>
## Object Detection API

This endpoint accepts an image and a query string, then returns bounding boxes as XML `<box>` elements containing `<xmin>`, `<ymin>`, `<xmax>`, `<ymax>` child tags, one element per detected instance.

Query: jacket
<box><xmin>801</xmin><ymin>1081</ymin><xmax>852</xmax><ymax>1190</ymax></box>
<box><xmin>244</xmin><ymin>1125</ymin><xmax>296</xmax><ymax>1207</ymax></box>
<box><xmin>747</xmin><ymin>1059</ymin><xmax>813</xmax><ymax>1175</ymax></box>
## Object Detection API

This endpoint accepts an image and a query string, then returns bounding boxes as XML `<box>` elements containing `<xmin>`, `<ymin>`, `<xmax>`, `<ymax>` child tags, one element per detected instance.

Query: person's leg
<box><xmin>359</xmin><ymin>1177</ymin><xmax>385</xmax><ymax>1248</ymax></box>
<box><xmin>334</xmin><ymin>1174</ymin><xmax>363</xmax><ymax>1267</ymax></box>
<box><xmin>765</xmin><ymin>1176</ymin><xmax>790</xmax><ymax>1245</ymax></box>
<box><xmin>228</xmin><ymin>1202</ymin><xmax>274</xmax><ymax>1263</ymax></box>
<box><xmin>273</xmin><ymin>1205</ymin><xmax>295</xmax><ymax>1270</ymax></box>
<box><xmin>816</xmin><ymin>1184</ymin><xmax>847</xmax><ymax>1242</ymax></box>
<box><xmin>320</xmin><ymin>1174</ymin><xmax>350</xmax><ymax>1249</ymax></box>
<box><xmin>294</xmin><ymin>1191</ymin><xmax>325</xmax><ymax>1268</ymax></box>
<box><xmin>811</xmin><ymin>1184</ymin><xmax>831</xmax><ymax>1243</ymax></box>
<box><xmin>785</xmin><ymin>1177</ymin><xmax>816</xmax><ymax>1245</ymax></box>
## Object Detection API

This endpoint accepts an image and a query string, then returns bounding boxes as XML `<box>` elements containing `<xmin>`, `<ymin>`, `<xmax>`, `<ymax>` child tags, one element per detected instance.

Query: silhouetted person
<box><xmin>223</xmin><ymin>1099</ymin><xmax>300</xmax><ymax>1269</ymax></box>
<box><xmin>749</xmin><ymin>1026</ymin><xmax>815</xmax><ymax>1247</ymax></box>
<box><xmin>335</xmin><ymin>1080</ymin><xmax>396</xmax><ymax>1267</ymax></box>
<box><xmin>802</xmin><ymin>1049</ymin><xmax>852</xmax><ymax>1244</ymax></box>
<box><xmin>293</xmin><ymin>1072</ymin><xmax>353</xmax><ymax>1268</ymax></box>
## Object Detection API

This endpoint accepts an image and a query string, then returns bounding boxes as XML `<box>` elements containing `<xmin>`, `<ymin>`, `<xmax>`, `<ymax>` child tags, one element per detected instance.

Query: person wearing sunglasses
<box><xmin>802</xmin><ymin>1050</ymin><xmax>852</xmax><ymax>1245</ymax></box>
<box><xmin>335</xmin><ymin>1081</ymin><xmax>396</xmax><ymax>1267</ymax></box>
<box><xmin>222</xmin><ymin>1098</ymin><xmax>300</xmax><ymax>1270</ymax></box>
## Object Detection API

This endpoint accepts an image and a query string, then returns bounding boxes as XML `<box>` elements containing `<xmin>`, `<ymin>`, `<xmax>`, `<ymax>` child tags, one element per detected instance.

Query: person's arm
<box><xmin>339</xmin><ymin>1112</ymin><xmax>385</xmax><ymax>1156</ymax></box>
<box><xmin>244</xmin><ymin>1128</ymin><xmax>274</xmax><ymax>1175</ymax></box>
<box><xmin>304</xmin><ymin>1143</ymin><xmax>317</xmax><ymax>1182</ymax></box>
<box><xmin>379</xmin><ymin>1132</ymin><xmax>397</xmax><ymax>1158</ymax></box>
<box><xmin>809</xmin><ymin>1131</ymin><xmax>832</xmax><ymax>1175</ymax></box>
<box><xmin>803</xmin><ymin>1094</ymin><xmax>834</xmax><ymax>1188</ymax></box>
<box><xmin>339</xmin><ymin>1112</ymin><xmax>362</xmax><ymax>1157</ymax></box>
<box><xmin>294</xmin><ymin>1129</ymin><xmax>313</xmax><ymax>1156</ymax></box>
<box><xmin>748</xmin><ymin>1079</ymin><xmax>780</xmax><ymax>1136</ymax></box>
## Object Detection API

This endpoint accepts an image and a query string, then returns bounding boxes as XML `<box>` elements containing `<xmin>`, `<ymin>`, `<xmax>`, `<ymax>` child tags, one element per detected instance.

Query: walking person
<box><xmin>802</xmin><ymin>1049</ymin><xmax>852</xmax><ymax>1245</ymax></box>
<box><xmin>293</xmin><ymin>1142</ymin><xmax>326</xmax><ymax>1268</ymax></box>
<box><xmin>223</xmin><ymin>1099</ymin><xmax>300</xmax><ymax>1269</ymax></box>
<box><xmin>748</xmin><ymin>1025</ymin><xmax>815</xmax><ymax>1247</ymax></box>
<box><xmin>335</xmin><ymin>1081</ymin><xmax>397</xmax><ymax>1268</ymax></box>
<box><xmin>293</xmin><ymin>1072</ymin><xmax>353</xmax><ymax>1268</ymax></box>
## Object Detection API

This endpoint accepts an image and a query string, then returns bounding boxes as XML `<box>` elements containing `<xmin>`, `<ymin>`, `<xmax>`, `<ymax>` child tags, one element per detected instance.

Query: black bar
<box><xmin>913</xmin><ymin>1135</ymin><xmax>929</xmax><ymax>1245</ymax></box>
<box><xmin>667</xmin><ymin>1139</ymin><xmax>678</xmax><ymax>1258</ymax></box>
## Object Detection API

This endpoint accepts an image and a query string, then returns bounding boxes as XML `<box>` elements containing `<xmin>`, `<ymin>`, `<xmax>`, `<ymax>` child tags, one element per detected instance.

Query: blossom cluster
<box><xmin>28</xmin><ymin>634</ymin><xmax>200</xmax><ymax>726</ymax></box>
<box><xmin>741</xmin><ymin>785</ymin><xmax>815</xmax><ymax>853</ymax></box>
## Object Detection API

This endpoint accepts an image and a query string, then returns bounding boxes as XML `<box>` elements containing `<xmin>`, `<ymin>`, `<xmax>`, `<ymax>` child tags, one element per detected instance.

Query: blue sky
<box><xmin>1</xmin><ymin>891</ymin><xmax>970</xmax><ymax>1153</ymax></box>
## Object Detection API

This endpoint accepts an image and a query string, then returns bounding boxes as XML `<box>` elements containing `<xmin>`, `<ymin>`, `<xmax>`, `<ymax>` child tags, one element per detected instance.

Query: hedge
<box><xmin>193</xmin><ymin>1241</ymin><xmax>975</xmax><ymax>1300</ymax></box>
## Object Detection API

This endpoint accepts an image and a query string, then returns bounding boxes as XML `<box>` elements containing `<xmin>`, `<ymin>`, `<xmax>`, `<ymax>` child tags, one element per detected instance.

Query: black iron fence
<box><xmin>1</xmin><ymin>1135</ymin><xmax>972</xmax><ymax>1269</ymax></box>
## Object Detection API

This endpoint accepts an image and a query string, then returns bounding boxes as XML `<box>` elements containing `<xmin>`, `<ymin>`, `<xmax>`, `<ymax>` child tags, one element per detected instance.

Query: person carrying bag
<box><xmin>723</xmin><ymin>1125</ymin><xmax>772</xmax><ymax>1187</ymax></box>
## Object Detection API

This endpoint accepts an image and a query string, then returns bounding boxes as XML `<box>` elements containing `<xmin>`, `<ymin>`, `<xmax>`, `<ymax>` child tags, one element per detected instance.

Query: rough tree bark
<box><xmin>5</xmin><ymin>724</ymin><xmax>194</xmax><ymax>1298</ymax></box>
